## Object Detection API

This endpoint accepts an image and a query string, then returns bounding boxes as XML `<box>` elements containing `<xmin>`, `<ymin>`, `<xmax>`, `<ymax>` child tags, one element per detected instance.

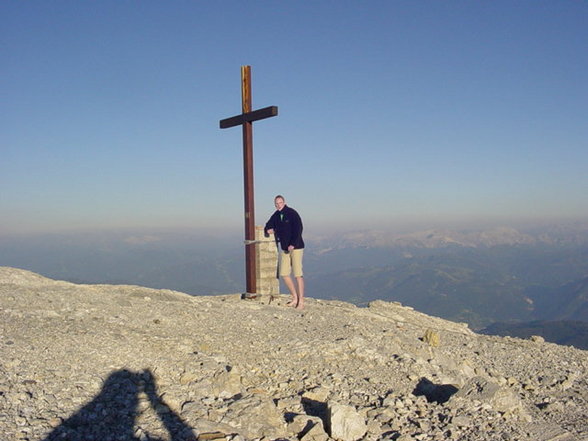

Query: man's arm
<box><xmin>288</xmin><ymin>208</ymin><xmax>303</xmax><ymax>248</ymax></box>
<box><xmin>264</xmin><ymin>211</ymin><xmax>278</xmax><ymax>236</ymax></box>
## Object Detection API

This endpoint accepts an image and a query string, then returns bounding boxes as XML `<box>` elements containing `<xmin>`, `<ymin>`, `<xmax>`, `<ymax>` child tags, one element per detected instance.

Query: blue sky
<box><xmin>2</xmin><ymin>1</ymin><xmax>587</xmax><ymax>235</ymax></box>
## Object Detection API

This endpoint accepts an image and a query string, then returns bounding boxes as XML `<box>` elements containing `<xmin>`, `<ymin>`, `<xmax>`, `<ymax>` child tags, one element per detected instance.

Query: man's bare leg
<box><xmin>282</xmin><ymin>275</ymin><xmax>298</xmax><ymax>307</ymax></box>
<box><xmin>295</xmin><ymin>276</ymin><xmax>305</xmax><ymax>309</ymax></box>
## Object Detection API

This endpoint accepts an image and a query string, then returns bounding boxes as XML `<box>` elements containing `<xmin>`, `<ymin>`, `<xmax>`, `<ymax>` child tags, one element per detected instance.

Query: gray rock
<box><xmin>327</xmin><ymin>402</ymin><xmax>366</xmax><ymax>441</ymax></box>
<box><xmin>220</xmin><ymin>393</ymin><xmax>286</xmax><ymax>439</ymax></box>
<box><xmin>451</xmin><ymin>376</ymin><xmax>526</xmax><ymax>416</ymax></box>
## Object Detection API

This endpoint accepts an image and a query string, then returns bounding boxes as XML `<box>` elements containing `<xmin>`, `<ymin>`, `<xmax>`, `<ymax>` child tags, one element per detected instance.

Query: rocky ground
<box><xmin>1</xmin><ymin>266</ymin><xmax>587</xmax><ymax>441</ymax></box>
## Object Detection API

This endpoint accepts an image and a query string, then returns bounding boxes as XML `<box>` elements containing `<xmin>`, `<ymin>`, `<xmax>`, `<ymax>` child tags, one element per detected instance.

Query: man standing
<box><xmin>264</xmin><ymin>195</ymin><xmax>305</xmax><ymax>309</ymax></box>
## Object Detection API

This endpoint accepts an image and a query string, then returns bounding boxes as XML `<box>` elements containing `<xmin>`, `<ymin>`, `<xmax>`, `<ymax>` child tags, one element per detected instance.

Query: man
<box><xmin>264</xmin><ymin>195</ymin><xmax>305</xmax><ymax>309</ymax></box>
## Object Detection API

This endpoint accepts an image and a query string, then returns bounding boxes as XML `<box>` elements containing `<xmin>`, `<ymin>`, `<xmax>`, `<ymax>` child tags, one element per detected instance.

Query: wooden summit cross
<box><xmin>220</xmin><ymin>65</ymin><xmax>278</xmax><ymax>297</ymax></box>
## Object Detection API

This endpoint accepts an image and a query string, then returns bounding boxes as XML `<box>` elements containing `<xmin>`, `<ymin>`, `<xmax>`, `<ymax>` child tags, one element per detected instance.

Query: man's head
<box><xmin>274</xmin><ymin>195</ymin><xmax>286</xmax><ymax>211</ymax></box>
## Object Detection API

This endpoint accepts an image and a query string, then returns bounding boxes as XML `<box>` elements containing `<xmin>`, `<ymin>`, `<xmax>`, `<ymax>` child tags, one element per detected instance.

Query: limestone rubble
<box><xmin>0</xmin><ymin>267</ymin><xmax>587</xmax><ymax>441</ymax></box>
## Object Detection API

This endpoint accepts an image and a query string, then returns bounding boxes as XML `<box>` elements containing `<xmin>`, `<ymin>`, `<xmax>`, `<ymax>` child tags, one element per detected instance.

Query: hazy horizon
<box><xmin>2</xmin><ymin>214</ymin><xmax>588</xmax><ymax>239</ymax></box>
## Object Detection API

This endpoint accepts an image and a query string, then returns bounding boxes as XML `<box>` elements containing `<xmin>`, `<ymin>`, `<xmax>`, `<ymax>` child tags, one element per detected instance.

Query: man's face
<box><xmin>274</xmin><ymin>198</ymin><xmax>285</xmax><ymax>211</ymax></box>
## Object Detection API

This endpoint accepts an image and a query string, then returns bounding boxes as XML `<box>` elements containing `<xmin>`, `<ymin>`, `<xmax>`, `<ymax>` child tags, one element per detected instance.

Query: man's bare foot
<box><xmin>296</xmin><ymin>303</ymin><xmax>304</xmax><ymax>310</ymax></box>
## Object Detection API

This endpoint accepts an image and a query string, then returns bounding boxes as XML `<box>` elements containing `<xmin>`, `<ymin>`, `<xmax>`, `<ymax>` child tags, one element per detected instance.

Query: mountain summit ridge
<box><xmin>1</xmin><ymin>267</ymin><xmax>587</xmax><ymax>440</ymax></box>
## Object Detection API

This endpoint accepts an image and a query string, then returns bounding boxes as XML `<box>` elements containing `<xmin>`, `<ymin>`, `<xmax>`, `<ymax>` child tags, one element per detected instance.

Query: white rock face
<box><xmin>327</xmin><ymin>402</ymin><xmax>367</xmax><ymax>441</ymax></box>
<box><xmin>1</xmin><ymin>266</ymin><xmax>587</xmax><ymax>441</ymax></box>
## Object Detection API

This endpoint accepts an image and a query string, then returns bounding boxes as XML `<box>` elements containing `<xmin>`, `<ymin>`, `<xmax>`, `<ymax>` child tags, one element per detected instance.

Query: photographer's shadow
<box><xmin>44</xmin><ymin>368</ymin><xmax>195</xmax><ymax>441</ymax></box>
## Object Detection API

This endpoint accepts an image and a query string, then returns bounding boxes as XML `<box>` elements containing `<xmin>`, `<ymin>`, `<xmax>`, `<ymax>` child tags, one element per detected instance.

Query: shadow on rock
<box><xmin>301</xmin><ymin>397</ymin><xmax>328</xmax><ymax>424</ymax></box>
<box><xmin>413</xmin><ymin>377</ymin><xmax>458</xmax><ymax>404</ymax></box>
<box><xmin>43</xmin><ymin>368</ymin><xmax>195</xmax><ymax>441</ymax></box>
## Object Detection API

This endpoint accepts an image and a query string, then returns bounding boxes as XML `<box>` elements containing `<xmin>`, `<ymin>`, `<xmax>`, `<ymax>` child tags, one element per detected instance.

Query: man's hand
<box><xmin>288</xmin><ymin>245</ymin><xmax>294</xmax><ymax>252</ymax></box>
<box><xmin>267</xmin><ymin>229</ymin><xmax>274</xmax><ymax>235</ymax></box>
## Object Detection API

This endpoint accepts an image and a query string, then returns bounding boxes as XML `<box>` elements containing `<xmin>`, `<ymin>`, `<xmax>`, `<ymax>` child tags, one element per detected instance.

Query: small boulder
<box><xmin>529</xmin><ymin>335</ymin><xmax>545</xmax><ymax>343</ymax></box>
<box><xmin>422</xmin><ymin>329</ymin><xmax>440</xmax><ymax>347</ymax></box>
<box><xmin>327</xmin><ymin>402</ymin><xmax>367</xmax><ymax>441</ymax></box>
<box><xmin>451</xmin><ymin>376</ymin><xmax>527</xmax><ymax>416</ymax></box>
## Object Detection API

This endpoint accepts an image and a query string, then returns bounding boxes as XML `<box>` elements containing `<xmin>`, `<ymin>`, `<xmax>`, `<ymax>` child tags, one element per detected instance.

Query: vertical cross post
<box><xmin>220</xmin><ymin>66</ymin><xmax>278</xmax><ymax>297</ymax></box>
<box><xmin>241</xmin><ymin>66</ymin><xmax>255</xmax><ymax>295</ymax></box>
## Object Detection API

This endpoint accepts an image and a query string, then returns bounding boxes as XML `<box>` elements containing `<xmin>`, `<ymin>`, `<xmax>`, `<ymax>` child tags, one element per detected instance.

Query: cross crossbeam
<box><xmin>219</xmin><ymin>106</ymin><xmax>278</xmax><ymax>129</ymax></box>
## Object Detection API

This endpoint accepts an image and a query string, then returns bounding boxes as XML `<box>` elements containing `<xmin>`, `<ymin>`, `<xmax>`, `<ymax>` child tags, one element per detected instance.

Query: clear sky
<box><xmin>2</xmin><ymin>1</ymin><xmax>587</xmax><ymax>235</ymax></box>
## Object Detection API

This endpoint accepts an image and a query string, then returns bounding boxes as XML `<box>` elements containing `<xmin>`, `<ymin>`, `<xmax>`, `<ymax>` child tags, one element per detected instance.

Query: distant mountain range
<box><xmin>305</xmin><ymin>222</ymin><xmax>588</xmax><ymax>347</ymax></box>
<box><xmin>309</xmin><ymin>222</ymin><xmax>588</xmax><ymax>251</ymax></box>
<box><xmin>308</xmin><ymin>246</ymin><xmax>588</xmax><ymax>325</ymax></box>
<box><xmin>2</xmin><ymin>222</ymin><xmax>587</xmax><ymax>347</ymax></box>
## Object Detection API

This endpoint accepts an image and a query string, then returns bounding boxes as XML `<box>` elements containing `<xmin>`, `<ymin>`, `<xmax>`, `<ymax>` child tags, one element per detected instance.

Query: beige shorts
<box><xmin>279</xmin><ymin>249</ymin><xmax>304</xmax><ymax>278</ymax></box>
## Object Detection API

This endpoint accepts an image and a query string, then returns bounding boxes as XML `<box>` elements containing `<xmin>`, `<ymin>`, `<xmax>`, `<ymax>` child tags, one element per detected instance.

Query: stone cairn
<box><xmin>254</xmin><ymin>225</ymin><xmax>279</xmax><ymax>297</ymax></box>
